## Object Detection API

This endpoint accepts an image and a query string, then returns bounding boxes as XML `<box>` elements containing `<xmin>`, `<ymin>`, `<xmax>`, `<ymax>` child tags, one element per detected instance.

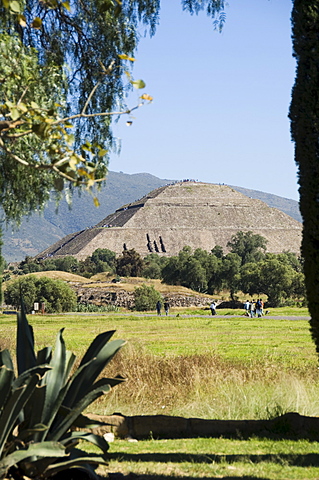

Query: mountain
<box><xmin>2</xmin><ymin>171</ymin><xmax>301</xmax><ymax>262</ymax></box>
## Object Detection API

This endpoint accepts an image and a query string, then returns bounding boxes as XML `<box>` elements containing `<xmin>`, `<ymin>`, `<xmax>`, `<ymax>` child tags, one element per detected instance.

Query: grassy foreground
<box><xmin>1</xmin><ymin>308</ymin><xmax>319</xmax><ymax>479</ymax></box>
<box><xmin>98</xmin><ymin>437</ymin><xmax>319</xmax><ymax>480</ymax></box>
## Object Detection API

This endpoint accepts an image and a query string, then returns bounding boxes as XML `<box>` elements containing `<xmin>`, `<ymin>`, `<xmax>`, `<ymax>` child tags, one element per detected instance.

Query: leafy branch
<box><xmin>0</xmin><ymin>35</ymin><xmax>152</xmax><ymax>202</ymax></box>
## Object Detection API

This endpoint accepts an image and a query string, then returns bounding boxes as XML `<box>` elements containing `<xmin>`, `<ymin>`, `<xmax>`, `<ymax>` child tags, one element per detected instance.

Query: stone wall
<box><xmin>72</xmin><ymin>284</ymin><xmax>211</xmax><ymax>309</ymax></box>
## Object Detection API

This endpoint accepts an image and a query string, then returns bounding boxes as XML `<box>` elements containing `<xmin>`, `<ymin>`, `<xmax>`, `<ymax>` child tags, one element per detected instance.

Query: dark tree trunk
<box><xmin>289</xmin><ymin>1</ymin><xmax>319</xmax><ymax>355</ymax></box>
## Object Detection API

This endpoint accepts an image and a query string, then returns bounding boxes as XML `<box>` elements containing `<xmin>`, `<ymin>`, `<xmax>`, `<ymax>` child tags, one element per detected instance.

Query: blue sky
<box><xmin>111</xmin><ymin>0</ymin><xmax>298</xmax><ymax>201</ymax></box>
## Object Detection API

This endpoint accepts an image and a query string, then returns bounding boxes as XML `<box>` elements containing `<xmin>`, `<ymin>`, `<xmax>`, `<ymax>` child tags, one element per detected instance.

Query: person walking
<box><xmin>156</xmin><ymin>300</ymin><xmax>162</xmax><ymax>316</ymax></box>
<box><xmin>210</xmin><ymin>301</ymin><xmax>216</xmax><ymax>316</ymax></box>
<box><xmin>164</xmin><ymin>300</ymin><xmax>170</xmax><ymax>316</ymax></box>
<box><xmin>250</xmin><ymin>300</ymin><xmax>256</xmax><ymax>318</ymax></box>
<box><xmin>244</xmin><ymin>300</ymin><xmax>250</xmax><ymax>316</ymax></box>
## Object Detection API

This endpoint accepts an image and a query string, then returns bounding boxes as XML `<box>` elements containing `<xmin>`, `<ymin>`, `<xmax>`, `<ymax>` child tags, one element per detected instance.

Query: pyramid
<box><xmin>36</xmin><ymin>182</ymin><xmax>302</xmax><ymax>260</ymax></box>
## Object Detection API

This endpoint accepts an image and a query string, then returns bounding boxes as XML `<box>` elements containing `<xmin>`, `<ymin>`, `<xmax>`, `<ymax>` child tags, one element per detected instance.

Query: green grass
<box><xmin>91</xmin><ymin>437</ymin><xmax>319</xmax><ymax>480</ymax></box>
<box><xmin>2</xmin><ymin>309</ymin><xmax>319</xmax><ymax>478</ymax></box>
<box><xmin>0</xmin><ymin>310</ymin><xmax>314</xmax><ymax>365</ymax></box>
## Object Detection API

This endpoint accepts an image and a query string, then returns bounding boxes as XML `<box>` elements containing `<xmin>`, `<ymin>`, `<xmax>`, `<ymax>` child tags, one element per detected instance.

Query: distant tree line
<box><xmin>5</xmin><ymin>231</ymin><xmax>306</xmax><ymax>307</ymax></box>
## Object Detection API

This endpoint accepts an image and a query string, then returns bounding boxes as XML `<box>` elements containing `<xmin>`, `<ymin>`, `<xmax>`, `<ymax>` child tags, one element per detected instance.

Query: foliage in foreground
<box><xmin>0</xmin><ymin>302</ymin><xmax>126</xmax><ymax>479</ymax></box>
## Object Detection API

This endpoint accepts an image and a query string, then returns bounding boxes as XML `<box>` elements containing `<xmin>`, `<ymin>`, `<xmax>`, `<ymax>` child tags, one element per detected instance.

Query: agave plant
<box><xmin>0</xmin><ymin>302</ymin><xmax>126</xmax><ymax>479</ymax></box>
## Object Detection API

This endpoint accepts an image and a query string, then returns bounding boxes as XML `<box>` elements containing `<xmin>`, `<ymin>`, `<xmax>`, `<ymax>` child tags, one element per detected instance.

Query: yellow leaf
<box><xmin>69</xmin><ymin>156</ymin><xmax>78</xmax><ymax>171</ymax></box>
<box><xmin>98</xmin><ymin>149</ymin><xmax>108</xmax><ymax>157</ymax></box>
<box><xmin>31</xmin><ymin>17</ymin><xmax>42</xmax><ymax>29</ymax></box>
<box><xmin>140</xmin><ymin>93</ymin><xmax>153</xmax><ymax>102</ymax></box>
<box><xmin>18</xmin><ymin>14</ymin><xmax>26</xmax><ymax>27</ymax></box>
<box><xmin>118</xmin><ymin>54</ymin><xmax>135</xmax><ymax>62</ymax></box>
<box><xmin>62</xmin><ymin>1</ymin><xmax>71</xmax><ymax>11</ymax></box>
<box><xmin>93</xmin><ymin>197</ymin><xmax>100</xmax><ymax>207</ymax></box>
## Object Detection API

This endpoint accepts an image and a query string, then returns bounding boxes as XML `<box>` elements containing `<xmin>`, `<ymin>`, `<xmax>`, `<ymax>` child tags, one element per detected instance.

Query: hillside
<box><xmin>2</xmin><ymin>171</ymin><xmax>301</xmax><ymax>262</ymax></box>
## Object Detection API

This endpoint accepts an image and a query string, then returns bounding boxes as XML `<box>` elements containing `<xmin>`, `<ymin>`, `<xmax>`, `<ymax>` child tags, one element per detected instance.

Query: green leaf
<box><xmin>0</xmin><ymin>441</ymin><xmax>66</xmax><ymax>478</ymax></box>
<box><xmin>44</xmin><ymin>450</ymin><xmax>108</xmax><ymax>478</ymax></box>
<box><xmin>17</xmin><ymin>307</ymin><xmax>36</xmax><ymax>376</ymax></box>
<box><xmin>41</xmin><ymin>329</ymin><xmax>67</xmax><ymax>426</ymax></box>
<box><xmin>61</xmin><ymin>431</ymin><xmax>109</xmax><ymax>453</ymax></box>
<box><xmin>0</xmin><ymin>349</ymin><xmax>14</xmax><ymax>370</ymax></box>
<box><xmin>62</xmin><ymin>337</ymin><xmax>125</xmax><ymax>413</ymax></box>
<box><xmin>37</xmin><ymin>347</ymin><xmax>52</xmax><ymax>366</ymax></box>
<box><xmin>48</xmin><ymin>382</ymin><xmax>112</xmax><ymax>441</ymax></box>
<box><xmin>0</xmin><ymin>366</ymin><xmax>14</xmax><ymax>413</ymax></box>
<box><xmin>10</xmin><ymin>107</ymin><xmax>20</xmax><ymax>121</ymax></box>
<box><xmin>13</xmin><ymin>364</ymin><xmax>51</xmax><ymax>389</ymax></box>
<box><xmin>54</xmin><ymin>177</ymin><xmax>64</xmax><ymax>192</ymax></box>
<box><xmin>131</xmin><ymin>79</ymin><xmax>146</xmax><ymax>89</ymax></box>
<box><xmin>9</xmin><ymin>0</ymin><xmax>21</xmax><ymax>13</ymax></box>
<box><xmin>0</xmin><ymin>374</ymin><xmax>40</xmax><ymax>457</ymax></box>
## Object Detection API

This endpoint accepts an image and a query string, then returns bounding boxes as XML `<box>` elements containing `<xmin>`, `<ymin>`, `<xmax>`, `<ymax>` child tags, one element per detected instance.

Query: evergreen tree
<box><xmin>289</xmin><ymin>1</ymin><xmax>319</xmax><ymax>353</ymax></box>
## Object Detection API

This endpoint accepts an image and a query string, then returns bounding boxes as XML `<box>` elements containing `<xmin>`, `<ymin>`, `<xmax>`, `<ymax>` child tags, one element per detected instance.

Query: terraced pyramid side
<box><xmin>35</xmin><ymin>182</ymin><xmax>302</xmax><ymax>260</ymax></box>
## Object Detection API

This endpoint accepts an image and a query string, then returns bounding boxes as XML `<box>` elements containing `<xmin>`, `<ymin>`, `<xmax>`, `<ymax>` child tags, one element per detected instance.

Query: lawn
<box><xmin>99</xmin><ymin>437</ymin><xmax>319</xmax><ymax>480</ymax></box>
<box><xmin>1</xmin><ymin>308</ymin><xmax>319</xmax><ymax>478</ymax></box>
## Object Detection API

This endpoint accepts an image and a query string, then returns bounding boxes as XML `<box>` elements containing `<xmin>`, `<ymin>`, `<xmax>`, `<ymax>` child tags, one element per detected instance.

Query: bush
<box><xmin>133</xmin><ymin>284</ymin><xmax>162</xmax><ymax>311</ymax></box>
<box><xmin>4</xmin><ymin>276</ymin><xmax>77</xmax><ymax>313</ymax></box>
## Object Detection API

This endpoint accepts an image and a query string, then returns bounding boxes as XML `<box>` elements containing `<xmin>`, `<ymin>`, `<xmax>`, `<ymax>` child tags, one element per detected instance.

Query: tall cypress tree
<box><xmin>289</xmin><ymin>1</ymin><xmax>319</xmax><ymax>354</ymax></box>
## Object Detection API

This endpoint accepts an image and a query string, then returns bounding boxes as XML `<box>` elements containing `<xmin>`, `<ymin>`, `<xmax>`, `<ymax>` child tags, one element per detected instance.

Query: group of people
<box><xmin>156</xmin><ymin>300</ymin><xmax>170</xmax><ymax>316</ymax></box>
<box><xmin>244</xmin><ymin>299</ymin><xmax>264</xmax><ymax>318</ymax></box>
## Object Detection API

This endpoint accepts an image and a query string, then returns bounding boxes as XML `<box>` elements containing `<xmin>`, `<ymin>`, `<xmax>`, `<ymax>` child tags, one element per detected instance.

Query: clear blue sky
<box><xmin>111</xmin><ymin>0</ymin><xmax>298</xmax><ymax>201</ymax></box>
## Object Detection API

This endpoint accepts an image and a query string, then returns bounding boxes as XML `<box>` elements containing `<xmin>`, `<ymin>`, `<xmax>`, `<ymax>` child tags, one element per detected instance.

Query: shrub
<box><xmin>4</xmin><ymin>276</ymin><xmax>77</xmax><ymax>313</ymax></box>
<box><xmin>133</xmin><ymin>284</ymin><xmax>162</xmax><ymax>311</ymax></box>
<box><xmin>0</xmin><ymin>300</ymin><xmax>125</xmax><ymax>479</ymax></box>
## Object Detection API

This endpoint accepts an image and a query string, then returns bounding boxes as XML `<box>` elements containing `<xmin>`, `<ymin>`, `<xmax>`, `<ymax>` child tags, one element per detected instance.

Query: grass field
<box><xmin>1</xmin><ymin>308</ymin><xmax>319</xmax><ymax>478</ymax></box>
<box><xmin>99</xmin><ymin>437</ymin><xmax>319</xmax><ymax>480</ymax></box>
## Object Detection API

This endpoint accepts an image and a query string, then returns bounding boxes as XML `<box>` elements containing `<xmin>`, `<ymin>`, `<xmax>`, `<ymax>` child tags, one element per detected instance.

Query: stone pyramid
<box><xmin>36</xmin><ymin>182</ymin><xmax>302</xmax><ymax>260</ymax></box>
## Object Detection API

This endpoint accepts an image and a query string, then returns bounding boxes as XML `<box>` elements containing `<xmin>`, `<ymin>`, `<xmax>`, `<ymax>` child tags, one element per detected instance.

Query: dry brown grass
<box><xmin>0</xmin><ymin>333</ymin><xmax>13</xmax><ymax>352</ymax></box>
<box><xmin>94</xmin><ymin>344</ymin><xmax>319</xmax><ymax>420</ymax></box>
<box><xmin>76</xmin><ymin>276</ymin><xmax>213</xmax><ymax>297</ymax></box>
<box><xmin>28</xmin><ymin>271</ymin><xmax>94</xmax><ymax>283</ymax></box>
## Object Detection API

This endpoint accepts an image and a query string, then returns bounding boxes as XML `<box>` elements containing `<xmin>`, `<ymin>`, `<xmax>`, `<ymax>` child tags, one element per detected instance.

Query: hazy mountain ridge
<box><xmin>2</xmin><ymin>172</ymin><xmax>301</xmax><ymax>262</ymax></box>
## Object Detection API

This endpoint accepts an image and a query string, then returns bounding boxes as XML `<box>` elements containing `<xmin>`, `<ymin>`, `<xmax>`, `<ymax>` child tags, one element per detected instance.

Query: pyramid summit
<box><xmin>36</xmin><ymin>182</ymin><xmax>302</xmax><ymax>260</ymax></box>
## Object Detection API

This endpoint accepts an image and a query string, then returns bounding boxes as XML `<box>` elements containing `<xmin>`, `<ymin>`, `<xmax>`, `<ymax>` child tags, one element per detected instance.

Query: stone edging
<box><xmin>86</xmin><ymin>412</ymin><xmax>319</xmax><ymax>441</ymax></box>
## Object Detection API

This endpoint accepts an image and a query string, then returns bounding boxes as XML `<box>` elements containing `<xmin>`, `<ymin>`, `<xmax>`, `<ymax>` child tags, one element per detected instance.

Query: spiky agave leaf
<box><xmin>0</xmin><ymin>374</ymin><xmax>40</xmax><ymax>457</ymax></box>
<box><xmin>63</xmin><ymin>337</ymin><xmax>126</xmax><ymax>409</ymax></box>
<box><xmin>0</xmin><ymin>441</ymin><xmax>67</xmax><ymax>479</ymax></box>
<box><xmin>16</xmin><ymin>301</ymin><xmax>36</xmax><ymax>376</ymax></box>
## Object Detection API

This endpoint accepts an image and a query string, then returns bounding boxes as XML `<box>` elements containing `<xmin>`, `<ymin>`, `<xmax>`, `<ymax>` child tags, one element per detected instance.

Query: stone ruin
<box><xmin>36</xmin><ymin>182</ymin><xmax>302</xmax><ymax>261</ymax></box>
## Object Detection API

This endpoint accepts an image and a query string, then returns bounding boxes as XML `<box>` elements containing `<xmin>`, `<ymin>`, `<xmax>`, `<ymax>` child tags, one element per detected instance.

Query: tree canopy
<box><xmin>0</xmin><ymin>0</ymin><xmax>226</xmax><ymax>224</ymax></box>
